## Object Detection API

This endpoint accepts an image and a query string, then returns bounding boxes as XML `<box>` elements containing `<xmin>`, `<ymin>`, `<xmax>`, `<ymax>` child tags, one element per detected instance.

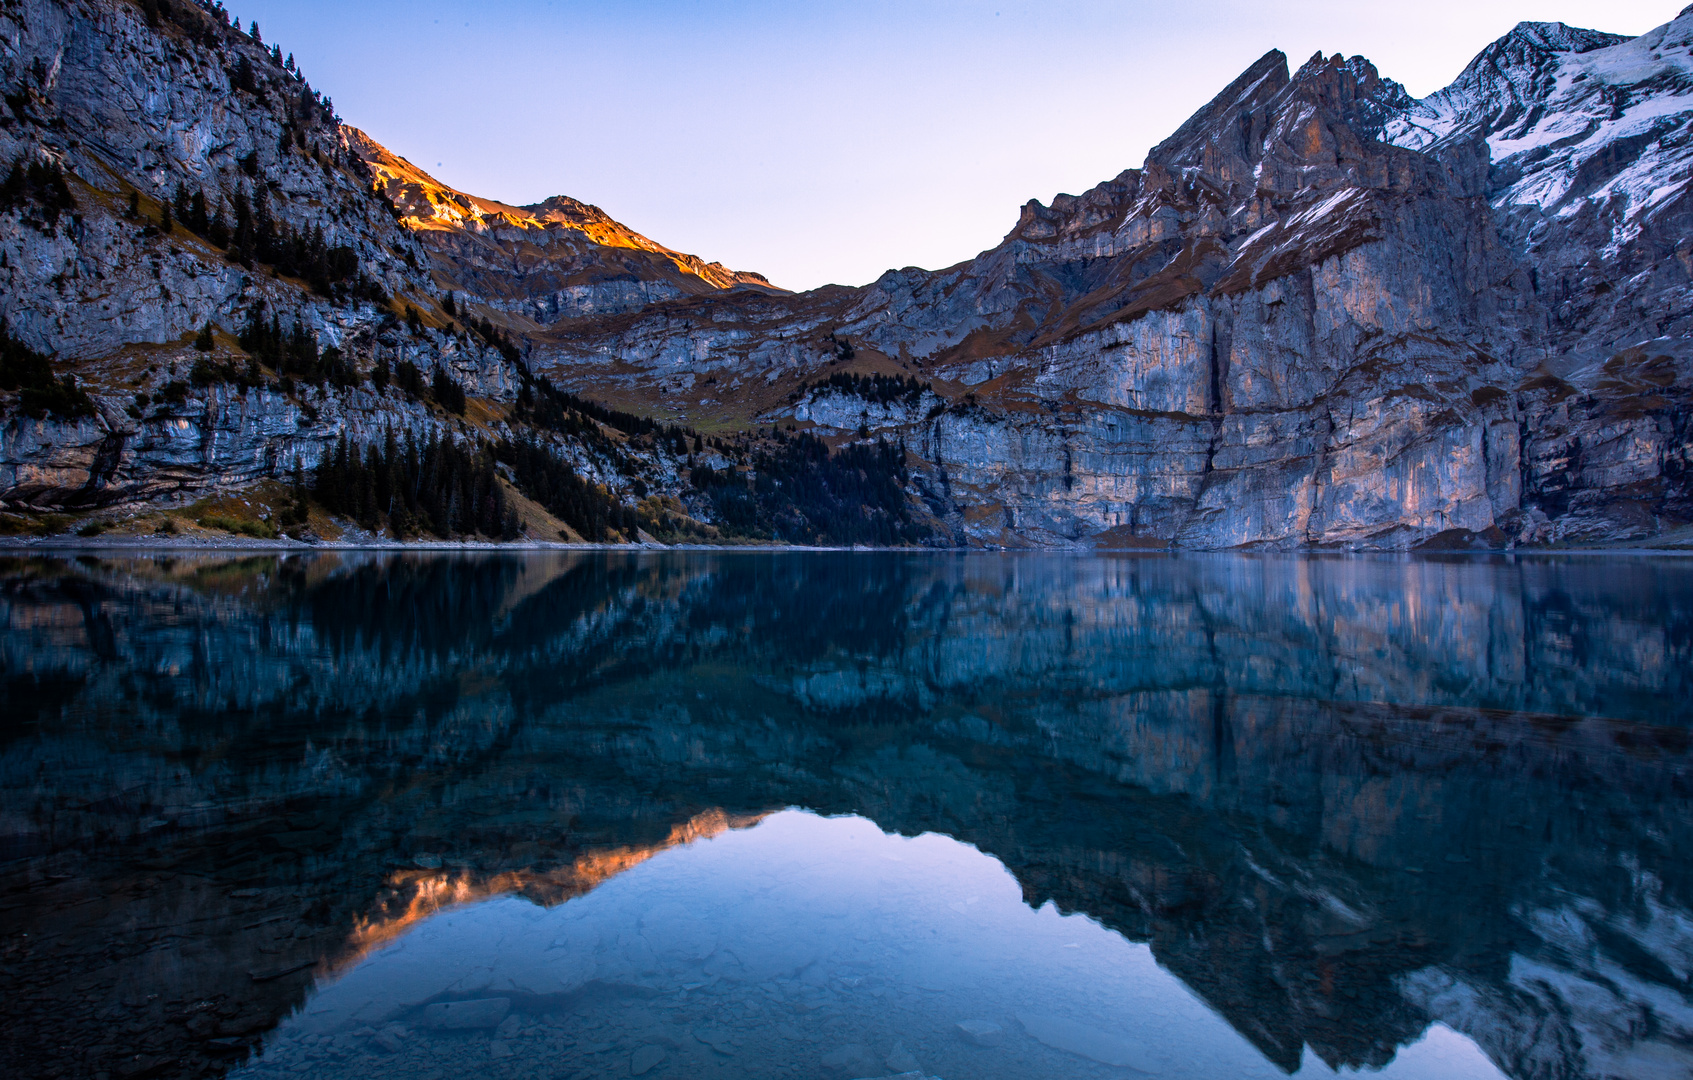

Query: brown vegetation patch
<box><xmin>1517</xmin><ymin>372</ymin><xmax>1578</xmax><ymax>404</ymax></box>
<box><xmin>1091</xmin><ymin>525</ymin><xmax>1173</xmax><ymax>551</ymax></box>
<box><xmin>1414</xmin><ymin>526</ymin><xmax>1509</xmax><ymax>551</ymax></box>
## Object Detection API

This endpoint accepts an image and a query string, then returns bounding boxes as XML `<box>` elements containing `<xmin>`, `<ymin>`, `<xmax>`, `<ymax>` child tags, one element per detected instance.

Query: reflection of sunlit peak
<box><xmin>335</xmin><ymin>808</ymin><xmax>764</xmax><ymax>973</ymax></box>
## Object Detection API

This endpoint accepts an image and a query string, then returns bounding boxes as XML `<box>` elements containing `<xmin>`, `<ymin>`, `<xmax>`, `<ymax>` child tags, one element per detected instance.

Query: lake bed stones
<box><xmin>420</xmin><ymin>997</ymin><xmax>511</xmax><ymax>1030</ymax></box>
<box><xmin>955</xmin><ymin>1019</ymin><xmax>1004</xmax><ymax>1046</ymax></box>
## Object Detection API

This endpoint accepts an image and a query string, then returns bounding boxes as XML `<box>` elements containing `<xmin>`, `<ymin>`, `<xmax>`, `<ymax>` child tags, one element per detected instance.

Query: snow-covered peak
<box><xmin>1384</xmin><ymin>21</ymin><xmax>1626</xmax><ymax>152</ymax></box>
<box><xmin>1495</xmin><ymin>19</ymin><xmax>1624</xmax><ymax>54</ymax></box>
<box><xmin>1383</xmin><ymin>8</ymin><xmax>1693</xmax><ymax>246</ymax></box>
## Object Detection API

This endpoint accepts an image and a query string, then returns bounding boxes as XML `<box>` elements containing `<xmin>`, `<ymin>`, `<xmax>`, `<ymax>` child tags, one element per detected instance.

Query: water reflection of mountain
<box><xmin>2</xmin><ymin>552</ymin><xmax>1690</xmax><ymax>1080</ymax></box>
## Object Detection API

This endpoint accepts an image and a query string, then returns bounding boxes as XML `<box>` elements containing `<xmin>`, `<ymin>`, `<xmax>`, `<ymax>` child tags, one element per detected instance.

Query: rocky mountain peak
<box><xmin>1133</xmin><ymin>45</ymin><xmax>1433</xmax><ymax>214</ymax></box>
<box><xmin>1006</xmin><ymin>169</ymin><xmax>1142</xmax><ymax>246</ymax></box>
<box><xmin>1286</xmin><ymin>52</ymin><xmax>1420</xmax><ymax>140</ymax></box>
<box><xmin>1460</xmin><ymin>18</ymin><xmax>1628</xmax><ymax>100</ymax></box>
<box><xmin>1401</xmin><ymin>20</ymin><xmax>1628</xmax><ymax>147</ymax></box>
<box><xmin>1145</xmin><ymin>48</ymin><xmax>1290</xmax><ymax>183</ymax></box>
<box><xmin>1498</xmin><ymin>19</ymin><xmax>1627</xmax><ymax>56</ymax></box>
<box><xmin>347</xmin><ymin>127</ymin><xmax>779</xmax><ymax>320</ymax></box>
<box><xmin>1377</xmin><ymin>7</ymin><xmax>1693</xmax><ymax>355</ymax></box>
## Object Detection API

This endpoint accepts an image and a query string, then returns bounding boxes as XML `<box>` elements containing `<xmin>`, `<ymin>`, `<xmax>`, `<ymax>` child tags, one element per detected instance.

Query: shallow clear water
<box><xmin>2</xmin><ymin>551</ymin><xmax>1690</xmax><ymax>1080</ymax></box>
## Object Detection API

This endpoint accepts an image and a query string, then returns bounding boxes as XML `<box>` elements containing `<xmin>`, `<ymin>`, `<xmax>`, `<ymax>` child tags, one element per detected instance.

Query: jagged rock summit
<box><xmin>347</xmin><ymin>128</ymin><xmax>782</xmax><ymax>324</ymax></box>
<box><xmin>0</xmin><ymin>0</ymin><xmax>1689</xmax><ymax>549</ymax></box>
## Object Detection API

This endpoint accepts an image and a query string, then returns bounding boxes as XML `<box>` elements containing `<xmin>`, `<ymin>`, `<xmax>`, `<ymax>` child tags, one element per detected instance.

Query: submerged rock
<box><xmin>371</xmin><ymin>1024</ymin><xmax>409</xmax><ymax>1054</ymax></box>
<box><xmin>821</xmin><ymin>1042</ymin><xmax>881</xmax><ymax>1076</ymax></box>
<box><xmin>954</xmin><ymin>1019</ymin><xmax>1004</xmax><ymax>1047</ymax></box>
<box><xmin>420</xmin><ymin>998</ymin><xmax>511</xmax><ymax>1031</ymax></box>
<box><xmin>630</xmin><ymin>1044</ymin><xmax>667</xmax><ymax>1075</ymax></box>
<box><xmin>1015</xmin><ymin>1011</ymin><xmax>1158</xmax><ymax>1071</ymax></box>
<box><xmin>884</xmin><ymin>1041</ymin><xmax>920</xmax><ymax>1072</ymax></box>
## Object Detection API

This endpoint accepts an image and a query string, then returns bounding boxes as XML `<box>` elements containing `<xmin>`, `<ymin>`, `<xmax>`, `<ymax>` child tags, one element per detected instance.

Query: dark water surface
<box><xmin>2</xmin><ymin>552</ymin><xmax>1691</xmax><ymax>1080</ymax></box>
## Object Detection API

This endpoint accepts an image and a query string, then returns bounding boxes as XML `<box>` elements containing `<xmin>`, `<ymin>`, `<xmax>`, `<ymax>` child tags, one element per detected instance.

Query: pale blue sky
<box><xmin>234</xmin><ymin>1</ymin><xmax>1677</xmax><ymax>291</ymax></box>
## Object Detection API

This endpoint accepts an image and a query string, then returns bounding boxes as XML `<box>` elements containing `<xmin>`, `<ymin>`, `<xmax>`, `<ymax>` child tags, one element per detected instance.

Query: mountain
<box><xmin>346</xmin><ymin>128</ymin><xmax>782</xmax><ymax>323</ymax></box>
<box><xmin>532</xmin><ymin>12</ymin><xmax>1693</xmax><ymax>549</ymax></box>
<box><xmin>0</xmin><ymin>0</ymin><xmax>1690</xmax><ymax>549</ymax></box>
<box><xmin>0</xmin><ymin>0</ymin><xmax>858</xmax><ymax>545</ymax></box>
<box><xmin>1385</xmin><ymin>16</ymin><xmax>1693</xmax><ymax>356</ymax></box>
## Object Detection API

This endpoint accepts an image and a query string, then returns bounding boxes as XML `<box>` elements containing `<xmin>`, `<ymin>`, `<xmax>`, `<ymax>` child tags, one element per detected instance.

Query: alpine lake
<box><xmin>2</xmin><ymin>550</ymin><xmax>1690</xmax><ymax>1080</ymax></box>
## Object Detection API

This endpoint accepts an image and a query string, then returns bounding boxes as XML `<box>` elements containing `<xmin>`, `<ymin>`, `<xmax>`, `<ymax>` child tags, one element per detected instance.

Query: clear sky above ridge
<box><xmin>234</xmin><ymin>0</ymin><xmax>1676</xmax><ymax>292</ymax></box>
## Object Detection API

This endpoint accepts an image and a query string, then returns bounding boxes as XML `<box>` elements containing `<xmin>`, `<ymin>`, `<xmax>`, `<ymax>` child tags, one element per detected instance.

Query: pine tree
<box><xmin>208</xmin><ymin>202</ymin><xmax>229</xmax><ymax>247</ymax></box>
<box><xmin>231</xmin><ymin>57</ymin><xmax>257</xmax><ymax>95</ymax></box>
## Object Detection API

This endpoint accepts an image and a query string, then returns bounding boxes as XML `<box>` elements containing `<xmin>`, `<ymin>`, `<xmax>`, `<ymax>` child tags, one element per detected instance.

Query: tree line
<box><xmin>0</xmin><ymin>158</ymin><xmax>76</xmax><ymax>229</ymax></box>
<box><xmin>443</xmin><ymin>295</ymin><xmax>523</xmax><ymax>365</ymax></box>
<box><xmin>310</xmin><ymin>431</ymin><xmax>520</xmax><ymax>540</ymax></box>
<box><xmin>236</xmin><ymin>304</ymin><xmax>359</xmax><ymax>389</ymax></box>
<box><xmin>496</xmin><ymin>436</ymin><xmax>640</xmax><ymax>541</ymax></box>
<box><xmin>513</xmin><ymin>370</ymin><xmax>694</xmax><ymax>446</ymax></box>
<box><xmin>799</xmin><ymin>371</ymin><xmax>931</xmax><ymax>407</ymax></box>
<box><xmin>136</xmin><ymin>0</ymin><xmax>338</xmax><ymax>123</ymax></box>
<box><xmin>307</xmin><ymin>430</ymin><xmax>641</xmax><ymax>543</ymax></box>
<box><xmin>190</xmin><ymin>303</ymin><xmax>469</xmax><ymax>413</ymax></box>
<box><xmin>153</xmin><ymin>181</ymin><xmax>382</xmax><ymax>302</ymax></box>
<box><xmin>691</xmin><ymin>431</ymin><xmax>922</xmax><ymax>546</ymax></box>
<box><xmin>0</xmin><ymin>319</ymin><xmax>94</xmax><ymax>421</ymax></box>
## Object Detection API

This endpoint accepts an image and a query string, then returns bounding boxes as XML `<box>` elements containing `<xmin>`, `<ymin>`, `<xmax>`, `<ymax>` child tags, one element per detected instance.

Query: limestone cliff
<box><xmin>533</xmin><ymin>16</ymin><xmax>1693</xmax><ymax>549</ymax></box>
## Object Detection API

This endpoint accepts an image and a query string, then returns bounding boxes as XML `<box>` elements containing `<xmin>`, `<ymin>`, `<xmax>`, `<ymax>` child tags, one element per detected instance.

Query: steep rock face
<box><xmin>537</xmin><ymin>51</ymin><xmax>1544</xmax><ymax>548</ymax></box>
<box><xmin>0</xmin><ymin>1</ymin><xmax>505</xmax><ymax>359</ymax></box>
<box><xmin>1385</xmin><ymin>15</ymin><xmax>1693</xmax><ymax>357</ymax></box>
<box><xmin>533</xmin><ymin>19</ymin><xmax>1693</xmax><ymax>549</ymax></box>
<box><xmin>0</xmin><ymin>0</ymin><xmax>536</xmax><ymax>505</ymax></box>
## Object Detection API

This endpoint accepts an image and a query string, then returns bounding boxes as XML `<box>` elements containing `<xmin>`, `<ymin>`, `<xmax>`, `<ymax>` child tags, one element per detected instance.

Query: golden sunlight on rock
<box><xmin>335</xmin><ymin>809</ymin><xmax>767</xmax><ymax>974</ymax></box>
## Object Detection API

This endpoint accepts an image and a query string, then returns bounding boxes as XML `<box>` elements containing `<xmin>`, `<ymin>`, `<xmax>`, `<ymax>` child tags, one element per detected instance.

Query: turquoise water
<box><xmin>2</xmin><ymin>552</ymin><xmax>1690</xmax><ymax>1080</ymax></box>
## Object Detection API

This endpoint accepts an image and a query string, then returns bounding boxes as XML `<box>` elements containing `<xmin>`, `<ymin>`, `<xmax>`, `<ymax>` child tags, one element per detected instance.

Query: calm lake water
<box><xmin>2</xmin><ymin>551</ymin><xmax>1690</xmax><ymax>1080</ymax></box>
